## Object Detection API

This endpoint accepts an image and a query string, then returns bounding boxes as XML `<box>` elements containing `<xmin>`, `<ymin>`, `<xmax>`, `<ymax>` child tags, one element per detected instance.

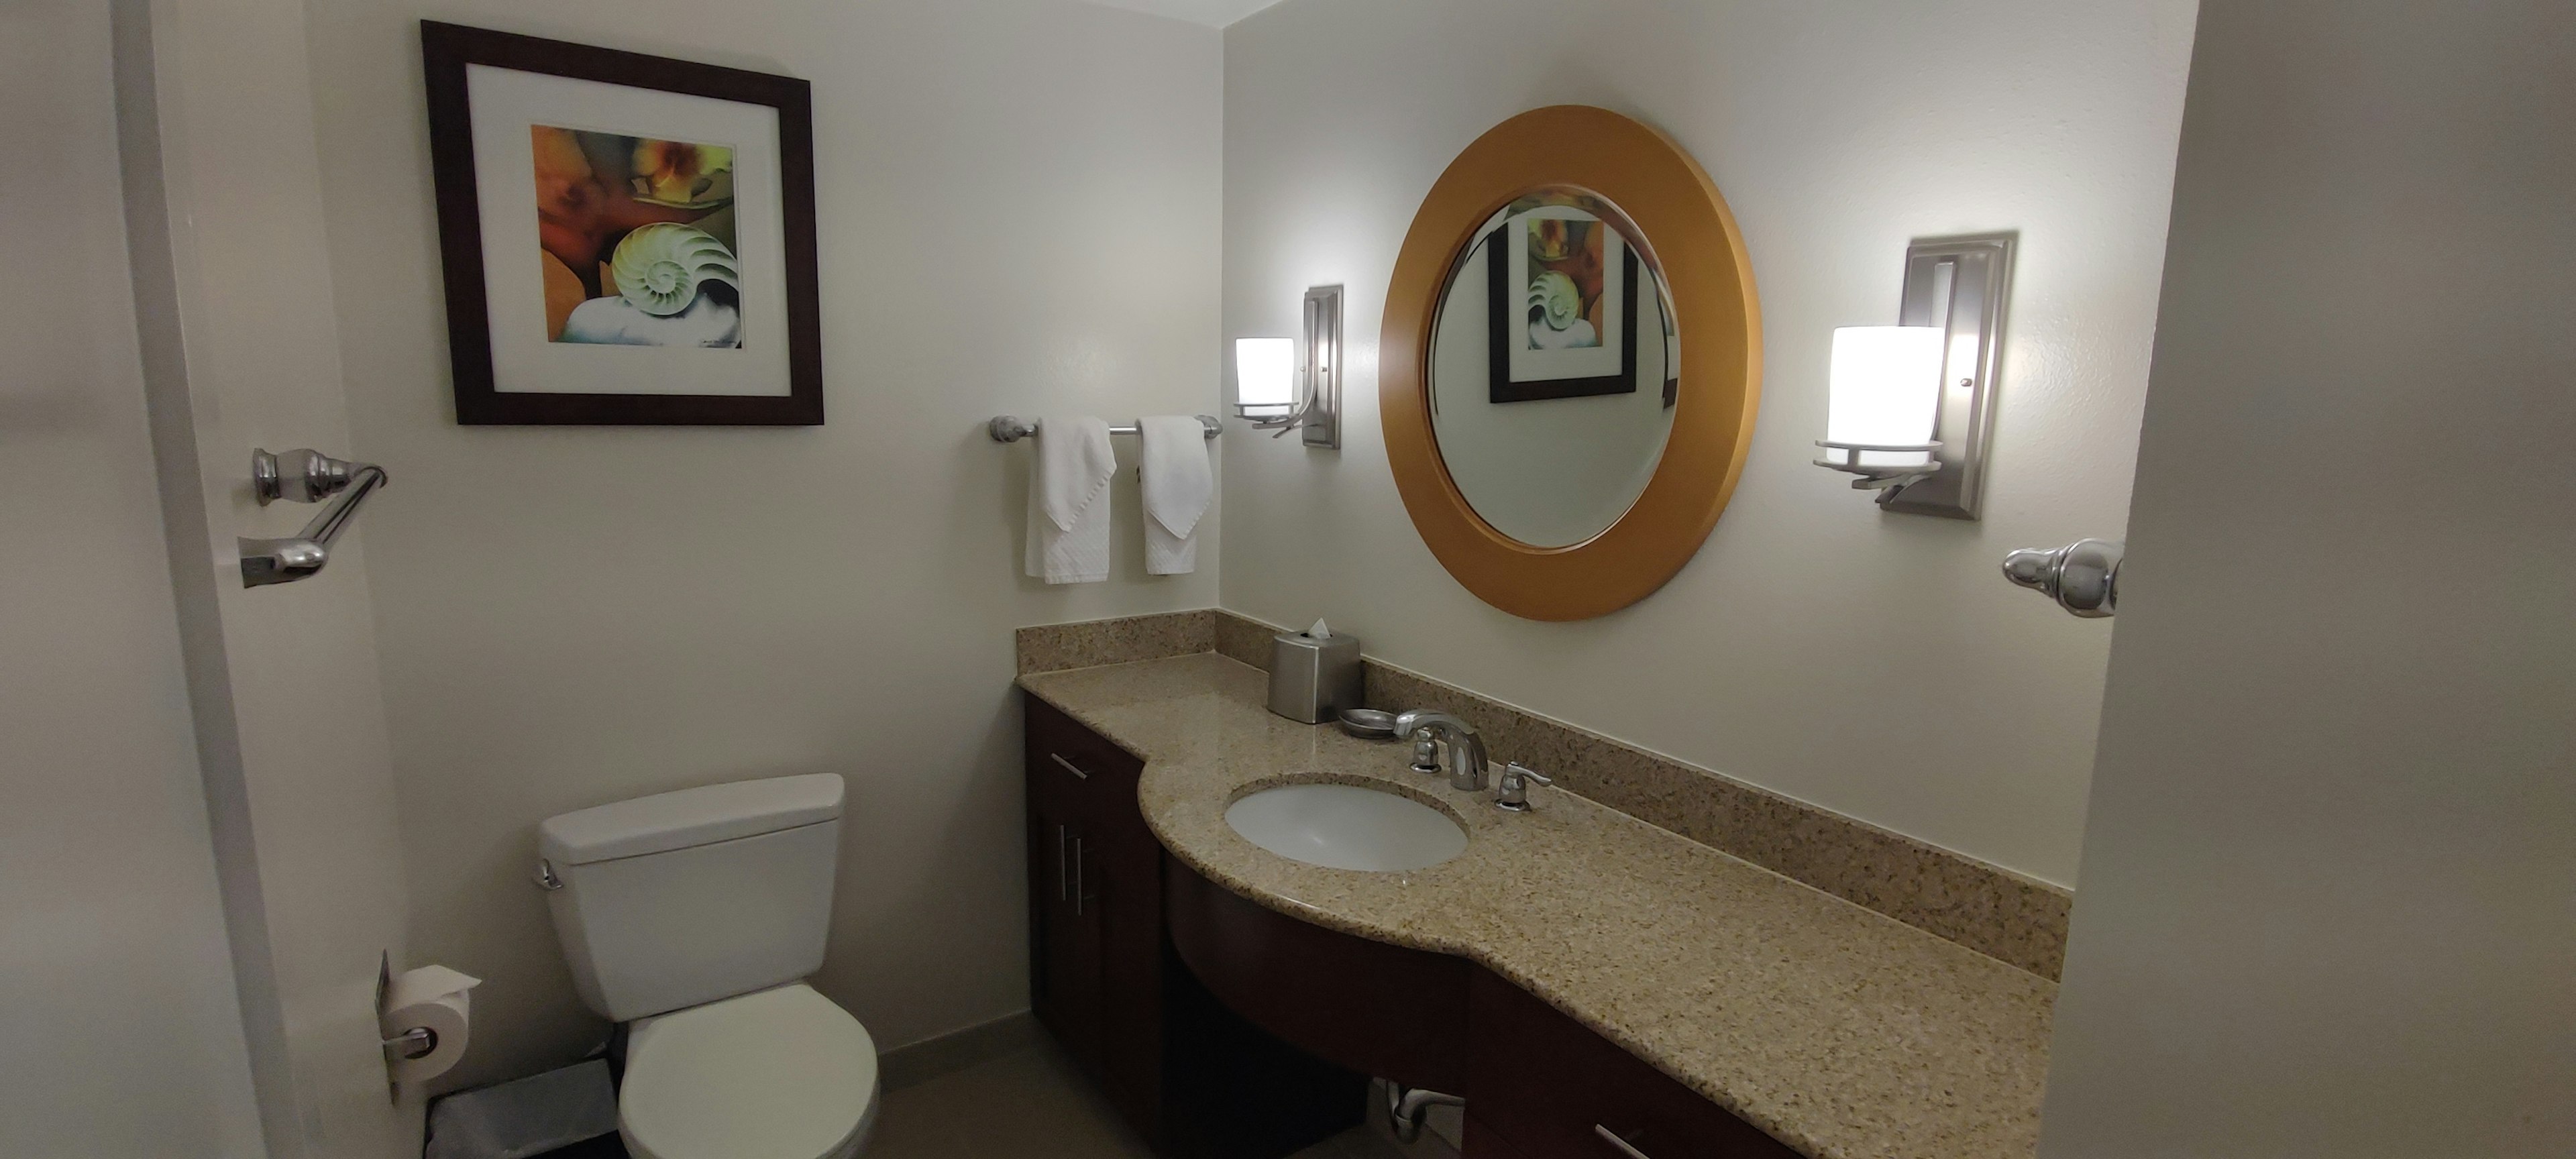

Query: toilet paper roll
<box><xmin>382</xmin><ymin>964</ymin><xmax>480</xmax><ymax>1085</ymax></box>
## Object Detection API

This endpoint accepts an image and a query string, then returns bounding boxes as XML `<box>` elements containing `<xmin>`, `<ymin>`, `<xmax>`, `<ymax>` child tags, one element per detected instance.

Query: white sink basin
<box><xmin>1224</xmin><ymin>783</ymin><xmax>1467</xmax><ymax>872</ymax></box>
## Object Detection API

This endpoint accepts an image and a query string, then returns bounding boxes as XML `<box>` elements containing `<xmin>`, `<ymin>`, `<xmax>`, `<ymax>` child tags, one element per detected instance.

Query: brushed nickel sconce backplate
<box><xmin>1879</xmin><ymin>233</ymin><xmax>2013</xmax><ymax>520</ymax></box>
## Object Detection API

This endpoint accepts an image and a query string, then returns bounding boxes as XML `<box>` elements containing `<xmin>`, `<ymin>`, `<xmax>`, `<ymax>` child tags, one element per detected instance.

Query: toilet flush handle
<box><xmin>534</xmin><ymin>859</ymin><xmax>563</xmax><ymax>891</ymax></box>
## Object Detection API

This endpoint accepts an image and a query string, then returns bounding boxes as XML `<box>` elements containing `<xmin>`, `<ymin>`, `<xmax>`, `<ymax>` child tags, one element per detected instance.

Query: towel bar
<box><xmin>240</xmin><ymin>448</ymin><xmax>389</xmax><ymax>588</ymax></box>
<box><xmin>987</xmin><ymin>415</ymin><xmax>1220</xmax><ymax>443</ymax></box>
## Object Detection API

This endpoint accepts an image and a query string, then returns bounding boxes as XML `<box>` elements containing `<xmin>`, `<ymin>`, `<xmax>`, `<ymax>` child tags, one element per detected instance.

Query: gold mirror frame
<box><xmin>1382</xmin><ymin>106</ymin><xmax>1760</xmax><ymax>621</ymax></box>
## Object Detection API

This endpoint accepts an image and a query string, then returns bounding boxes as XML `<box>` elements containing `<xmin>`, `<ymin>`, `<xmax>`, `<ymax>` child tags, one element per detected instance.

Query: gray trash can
<box><xmin>424</xmin><ymin>1059</ymin><xmax>621</xmax><ymax>1159</ymax></box>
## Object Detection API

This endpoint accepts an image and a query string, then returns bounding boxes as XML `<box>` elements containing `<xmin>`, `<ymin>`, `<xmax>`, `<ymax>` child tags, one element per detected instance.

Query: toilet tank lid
<box><xmin>541</xmin><ymin>774</ymin><xmax>844</xmax><ymax>867</ymax></box>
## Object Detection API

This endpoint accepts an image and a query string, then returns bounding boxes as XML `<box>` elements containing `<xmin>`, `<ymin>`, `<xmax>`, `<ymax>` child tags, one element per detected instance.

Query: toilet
<box><xmin>538</xmin><ymin>773</ymin><xmax>877</xmax><ymax>1159</ymax></box>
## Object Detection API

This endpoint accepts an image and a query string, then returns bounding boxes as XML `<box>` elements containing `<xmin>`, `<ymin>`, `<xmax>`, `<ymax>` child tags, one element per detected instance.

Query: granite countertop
<box><xmin>1019</xmin><ymin>653</ymin><xmax>2055</xmax><ymax>1159</ymax></box>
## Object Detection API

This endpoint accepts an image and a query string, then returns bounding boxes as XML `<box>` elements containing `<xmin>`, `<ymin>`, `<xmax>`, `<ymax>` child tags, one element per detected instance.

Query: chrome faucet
<box><xmin>1391</xmin><ymin>710</ymin><xmax>1489</xmax><ymax>792</ymax></box>
<box><xmin>1494</xmin><ymin>763</ymin><xmax>1554</xmax><ymax>812</ymax></box>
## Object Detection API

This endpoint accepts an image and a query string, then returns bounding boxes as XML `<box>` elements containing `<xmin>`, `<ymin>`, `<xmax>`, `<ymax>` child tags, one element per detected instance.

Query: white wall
<box><xmin>1222</xmin><ymin>0</ymin><xmax>2197</xmax><ymax>885</ymax></box>
<box><xmin>2039</xmin><ymin>1</ymin><xmax>2576</xmax><ymax>1154</ymax></box>
<box><xmin>0</xmin><ymin>4</ymin><xmax>265</xmax><ymax>1155</ymax></box>
<box><xmin>303</xmin><ymin>0</ymin><xmax>1223</xmax><ymax>1088</ymax></box>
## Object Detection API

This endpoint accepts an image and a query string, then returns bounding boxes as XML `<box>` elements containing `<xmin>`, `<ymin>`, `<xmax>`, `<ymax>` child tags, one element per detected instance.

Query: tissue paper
<box><xmin>382</xmin><ymin>964</ymin><xmax>480</xmax><ymax>1086</ymax></box>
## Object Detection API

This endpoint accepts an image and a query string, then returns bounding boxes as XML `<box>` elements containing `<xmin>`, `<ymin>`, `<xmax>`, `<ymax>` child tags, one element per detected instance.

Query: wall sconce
<box><xmin>1232</xmin><ymin>284</ymin><xmax>1343</xmax><ymax>448</ymax></box>
<box><xmin>1814</xmin><ymin>234</ymin><xmax>2014</xmax><ymax>518</ymax></box>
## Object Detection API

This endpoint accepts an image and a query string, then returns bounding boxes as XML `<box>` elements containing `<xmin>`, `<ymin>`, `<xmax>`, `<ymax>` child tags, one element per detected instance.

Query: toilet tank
<box><xmin>539</xmin><ymin>773</ymin><xmax>844</xmax><ymax>1022</ymax></box>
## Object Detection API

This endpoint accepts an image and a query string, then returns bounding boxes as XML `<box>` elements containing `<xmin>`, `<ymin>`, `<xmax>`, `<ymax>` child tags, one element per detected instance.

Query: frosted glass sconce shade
<box><xmin>1235</xmin><ymin>337</ymin><xmax>1296</xmax><ymax>412</ymax></box>
<box><xmin>1826</xmin><ymin>326</ymin><xmax>1945</xmax><ymax>468</ymax></box>
<box><xmin>1230</xmin><ymin>285</ymin><xmax>1344</xmax><ymax>448</ymax></box>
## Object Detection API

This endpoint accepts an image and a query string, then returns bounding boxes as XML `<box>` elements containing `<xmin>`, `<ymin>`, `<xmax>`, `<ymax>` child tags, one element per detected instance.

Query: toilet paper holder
<box><xmin>382</xmin><ymin>1026</ymin><xmax>439</xmax><ymax>1061</ymax></box>
<box><xmin>374</xmin><ymin>954</ymin><xmax>439</xmax><ymax>1062</ymax></box>
<box><xmin>374</xmin><ymin>956</ymin><xmax>481</xmax><ymax>1099</ymax></box>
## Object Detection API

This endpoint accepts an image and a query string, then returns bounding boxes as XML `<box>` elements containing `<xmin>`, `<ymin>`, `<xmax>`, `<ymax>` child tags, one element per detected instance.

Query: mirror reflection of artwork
<box><xmin>1490</xmin><ymin>207</ymin><xmax>1637</xmax><ymax>403</ymax></box>
<box><xmin>533</xmin><ymin>127</ymin><xmax>743</xmax><ymax>348</ymax></box>
<box><xmin>1525</xmin><ymin>216</ymin><xmax>1604</xmax><ymax>349</ymax></box>
<box><xmin>1430</xmin><ymin>188</ymin><xmax>1677</xmax><ymax>548</ymax></box>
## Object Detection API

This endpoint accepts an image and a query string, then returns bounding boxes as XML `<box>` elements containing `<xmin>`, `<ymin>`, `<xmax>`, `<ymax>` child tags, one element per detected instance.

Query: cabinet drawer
<box><xmin>1026</xmin><ymin>695</ymin><xmax>1144</xmax><ymax>819</ymax></box>
<box><xmin>1468</xmin><ymin>969</ymin><xmax>1796</xmax><ymax>1159</ymax></box>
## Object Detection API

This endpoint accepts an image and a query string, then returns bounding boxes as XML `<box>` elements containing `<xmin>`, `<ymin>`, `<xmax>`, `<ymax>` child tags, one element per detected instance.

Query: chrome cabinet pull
<box><xmin>1593</xmin><ymin>1125</ymin><xmax>1653</xmax><ymax>1159</ymax></box>
<box><xmin>1049</xmin><ymin>753</ymin><xmax>1091</xmax><ymax>780</ymax></box>
<box><xmin>1073</xmin><ymin>836</ymin><xmax>1089</xmax><ymax>916</ymax></box>
<box><xmin>1057</xmin><ymin>825</ymin><xmax>1071</xmax><ymax>902</ymax></box>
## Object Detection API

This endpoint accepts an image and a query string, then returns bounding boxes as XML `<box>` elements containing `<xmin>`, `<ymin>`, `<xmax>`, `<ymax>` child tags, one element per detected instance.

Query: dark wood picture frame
<box><xmin>421</xmin><ymin>21</ymin><xmax>824</xmax><ymax>425</ymax></box>
<box><xmin>1484</xmin><ymin>228</ymin><xmax>1641</xmax><ymax>404</ymax></box>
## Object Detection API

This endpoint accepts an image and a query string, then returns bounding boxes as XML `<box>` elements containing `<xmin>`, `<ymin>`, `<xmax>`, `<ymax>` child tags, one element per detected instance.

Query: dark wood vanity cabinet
<box><xmin>1164</xmin><ymin>851</ymin><xmax>1471</xmax><ymax>1093</ymax></box>
<box><xmin>1024</xmin><ymin>694</ymin><xmax>1364</xmax><ymax>1159</ymax></box>
<box><xmin>1161</xmin><ymin>825</ymin><xmax>1797</xmax><ymax>1159</ymax></box>
<box><xmin>1030</xmin><ymin>691</ymin><xmax>1794</xmax><ymax>1159</ymax></box>
<box><xmin>1464</xmin><ymin>969</ymin><xmax>1798</xmax><ymax>1159</ymax></box>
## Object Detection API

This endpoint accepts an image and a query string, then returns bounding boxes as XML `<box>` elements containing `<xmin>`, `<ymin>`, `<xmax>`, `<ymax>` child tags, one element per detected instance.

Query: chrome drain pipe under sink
<box><xmin>1385</xmin><ymin>1082</ymin><xmax>1464</xmax><ymax>1144</ymax></box>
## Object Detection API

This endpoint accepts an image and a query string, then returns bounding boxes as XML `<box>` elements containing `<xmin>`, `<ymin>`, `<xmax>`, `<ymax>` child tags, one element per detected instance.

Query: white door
<box><xmin>111</xmin><ymin>0</ymin><xmax>423</xmax><ymax>1154</ymax></box>
<box><xmin>2038</xmin><ymin>1</ymin><xmax>2575</xmax><ymax>1155</ymax></box>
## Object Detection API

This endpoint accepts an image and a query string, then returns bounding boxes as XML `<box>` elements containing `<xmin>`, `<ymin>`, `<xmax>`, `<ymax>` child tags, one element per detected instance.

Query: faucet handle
<box><xmin>1407</xmin><ymin>728</ymin><xmax>1442</xmax><ymax>775</ymax></box>
<box><xmin>1495</xmin><ymin>763</ymin><xmax>1554</xmax><ymax>812</ymax></box>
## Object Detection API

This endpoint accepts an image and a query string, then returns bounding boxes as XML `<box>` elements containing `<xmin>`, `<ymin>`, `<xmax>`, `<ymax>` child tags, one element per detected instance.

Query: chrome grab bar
<box><xmin>240</xmin><ymin>447</ymin><xmax>389</xmax><ymax>588</ymax></box>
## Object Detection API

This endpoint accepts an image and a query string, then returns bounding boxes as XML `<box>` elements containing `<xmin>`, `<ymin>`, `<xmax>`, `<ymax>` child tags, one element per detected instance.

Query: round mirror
<box><xmin>1429</xmin><ymin>190</ymin><xmax>1679</xmax><ymax>547</ymax></box>
<box><xmin>1381</xmin><ymin>107</ymin><xmax>1760</xmax><ymax>620</ymax></box>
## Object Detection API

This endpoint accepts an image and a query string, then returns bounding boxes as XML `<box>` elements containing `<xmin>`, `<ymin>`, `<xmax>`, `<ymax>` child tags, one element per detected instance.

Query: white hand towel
<box><xmin>1138</xmin><ymin>415</ymin><xmax>1213</xmax><ymax>575</ymax></box>
<box><xmin>1024</xmin><ymin>416</ymin><xmax>1117</xmax><ymax>584</ymax></box>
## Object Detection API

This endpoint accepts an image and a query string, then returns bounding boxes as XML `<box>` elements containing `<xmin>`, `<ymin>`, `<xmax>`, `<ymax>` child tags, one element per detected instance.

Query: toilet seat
<box><xmin>620</xmin><ymin>983</ymin><xmax>880</xmax><ymax>1159</ymax></box>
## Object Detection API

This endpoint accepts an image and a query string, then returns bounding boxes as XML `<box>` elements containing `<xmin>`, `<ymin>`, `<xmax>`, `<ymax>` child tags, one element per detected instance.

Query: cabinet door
<box><xmin>1090</xmin><ymin>789</ymin><xmax>1166</xmax><ymax>1136</ymax></box>
<box><xmin>1468</xmin><ymin>969</ymin><xmax>1797</xmax><ymax>1159</ymax></box>
<box><xmin>1463</xmin><ymin>1115</ymin><xmax>1542</xmax><ymax>1159</ymax></box>
<box><xmin>1027</xmin><ymin>775</ymin><xmax>1106</xmax><ymax>1081</ymax></box>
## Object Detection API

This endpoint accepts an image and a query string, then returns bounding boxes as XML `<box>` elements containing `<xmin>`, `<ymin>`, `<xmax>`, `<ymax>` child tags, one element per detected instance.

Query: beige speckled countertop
<box><xmin>1019</xmin><ymin>653</ymin><xmax>2056</xmax><ymax>1159</ymax></box>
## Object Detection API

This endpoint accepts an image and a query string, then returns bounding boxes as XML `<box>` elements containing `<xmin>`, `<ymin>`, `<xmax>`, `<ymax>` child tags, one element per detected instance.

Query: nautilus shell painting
<box><xmin>1482</xmin><ymin>198</ymin><xmax>1636</xmax><ymax>404</ymax></box>
<box><xmin>1524</xmin><ymin>216</ymin><xmax>1604</xmax><ymax>351</ymax></box>
<box><xmin>533</xmin><ymin>126</ymin><xmax>743</xmax><ymax>348</ymax></box>
<box><xmin>427</xmin><ymin>21</ymin><xmax>820</xmax><ymax>423</ymax></box>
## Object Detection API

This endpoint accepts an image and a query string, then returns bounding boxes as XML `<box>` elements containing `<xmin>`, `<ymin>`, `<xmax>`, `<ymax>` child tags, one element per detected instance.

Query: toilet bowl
<box><xmin>539</xmin><ymin>774</ymin><xmax>877</xmax><ymax>1159</ymax></box>
<box><xmin>621</xmin><ymin>983</ymin><xmax>878</xmax><ymax>1159</ymax></box>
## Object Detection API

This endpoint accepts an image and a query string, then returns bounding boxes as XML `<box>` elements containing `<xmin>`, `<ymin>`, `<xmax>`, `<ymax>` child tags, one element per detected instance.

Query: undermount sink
<box><xmin>1224</xmin><ymin>782</ymin><xmax>1468</xmax><ymax>872</ymax></box>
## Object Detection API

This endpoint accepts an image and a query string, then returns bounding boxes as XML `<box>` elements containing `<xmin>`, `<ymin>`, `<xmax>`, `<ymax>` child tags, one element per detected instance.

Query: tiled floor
<box><xmin>867</xmin><ymin>1042</ymin><xmax>1402</xmax><ymax>1159</ymax></box>
<box><xmin>534</xmin><ymin>1041</ymin><xmax>1411</xmax><ymax>1159</ymax></box>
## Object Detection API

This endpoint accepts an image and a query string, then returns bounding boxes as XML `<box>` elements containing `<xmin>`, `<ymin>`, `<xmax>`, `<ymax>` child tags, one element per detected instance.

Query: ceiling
<box><xmin>1079</xmin><ymin>0</ymin><xmax>1286</xmax><ymax>28</ymax></box>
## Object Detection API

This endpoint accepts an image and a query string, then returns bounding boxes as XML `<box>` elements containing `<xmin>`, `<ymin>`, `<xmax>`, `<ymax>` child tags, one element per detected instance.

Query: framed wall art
<box><xmin>422</xmin><ymin>21</ymin><xmax>823</xmax><ymax>425</ymax></box>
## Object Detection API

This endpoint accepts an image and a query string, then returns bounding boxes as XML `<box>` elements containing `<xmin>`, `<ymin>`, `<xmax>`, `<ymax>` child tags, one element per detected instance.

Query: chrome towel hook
<box><xmin>241</xmin><ymin>448</ymin><xmax>388</xmax><ymax>588</ymax></box>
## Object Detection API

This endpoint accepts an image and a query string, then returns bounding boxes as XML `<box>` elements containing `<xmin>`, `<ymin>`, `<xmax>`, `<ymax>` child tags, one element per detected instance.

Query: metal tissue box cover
<box><xmin>1269</xmin><ymin>629</ymin><xmax>1362</xmax><ymax>724</ymax></box>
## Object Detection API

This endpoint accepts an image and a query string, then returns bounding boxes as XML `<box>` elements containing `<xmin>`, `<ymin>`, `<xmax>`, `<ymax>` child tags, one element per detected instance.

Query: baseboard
<box><xmin>877</xmin><ymin>1009</ymin><xmax>1045</xmax><ymax>1092</ymax></box>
